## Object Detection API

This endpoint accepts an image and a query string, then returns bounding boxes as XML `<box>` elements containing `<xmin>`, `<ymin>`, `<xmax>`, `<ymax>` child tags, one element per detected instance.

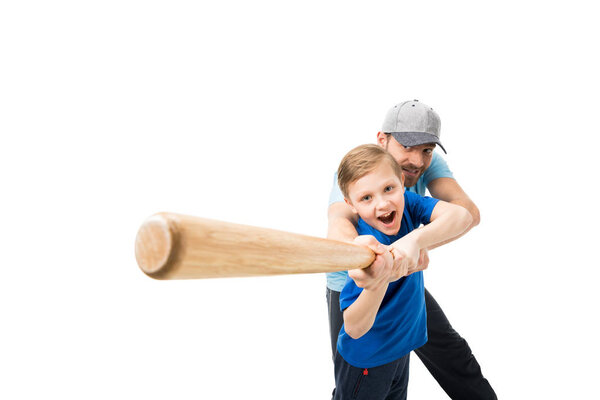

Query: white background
<box><xmin>1</xmin><ymin>1</ymin><xmax>599</xmax><ymax>399</ymax></box>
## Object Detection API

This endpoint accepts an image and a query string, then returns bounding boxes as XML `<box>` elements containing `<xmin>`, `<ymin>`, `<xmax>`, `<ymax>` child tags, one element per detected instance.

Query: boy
<box><xmin>333</xmin><ymin>144</ymin><xmax>472</xmax><ymax>400</ymax></box>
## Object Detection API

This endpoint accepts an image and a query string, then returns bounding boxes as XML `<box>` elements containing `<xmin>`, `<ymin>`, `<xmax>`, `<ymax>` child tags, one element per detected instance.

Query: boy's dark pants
<box><xmin>327</xmin><ymin>288</ymin><xmax>497</xmax><ymax>400</ymax></box>
<box><xmin>333</xmin><ymin>351</ymin><xmax>409</xmax><ymax>400</ymax></box>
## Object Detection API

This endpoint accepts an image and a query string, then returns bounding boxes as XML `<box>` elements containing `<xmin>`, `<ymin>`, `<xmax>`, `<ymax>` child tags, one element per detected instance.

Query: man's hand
<box><xmin>348</xmin><ymin>236</ymin><xmax>394</xmax><ymax>290</ymax></box>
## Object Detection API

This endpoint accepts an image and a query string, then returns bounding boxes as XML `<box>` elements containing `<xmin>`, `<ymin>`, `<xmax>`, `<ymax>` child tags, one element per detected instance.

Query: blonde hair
<box><xmin>337</xmin><ymin>144</ymin><xmax>404</xmax><ymax>199</ymax></box>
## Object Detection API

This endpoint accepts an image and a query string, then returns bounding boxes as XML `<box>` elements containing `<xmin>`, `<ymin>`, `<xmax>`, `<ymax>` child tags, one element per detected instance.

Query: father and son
<box><xmin>326</xmin><ymin>100</ymin><xmax>496</xmax><ymax>399</ymax></box>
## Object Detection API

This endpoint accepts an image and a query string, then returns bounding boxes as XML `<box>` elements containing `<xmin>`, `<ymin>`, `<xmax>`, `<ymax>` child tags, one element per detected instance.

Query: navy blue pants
<box><xmin>333</xmin><ymin>351</ymin><xmax>410</xmax><ymax>400</ymax></box>
<box><xmin>327</xmin><ymin>288</ymin><xmax>497</xmax><ymax>400</ymax></box>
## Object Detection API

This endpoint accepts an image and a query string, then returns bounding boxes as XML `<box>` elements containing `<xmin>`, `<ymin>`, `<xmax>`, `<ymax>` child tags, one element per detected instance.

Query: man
<box><xmin>326</xmin><ymin>100</ymin><xmax>496</xmax><ymax>399</ymax></box>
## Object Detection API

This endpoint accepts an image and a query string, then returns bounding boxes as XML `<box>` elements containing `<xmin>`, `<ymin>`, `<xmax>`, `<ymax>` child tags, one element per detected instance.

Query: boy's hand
<box><xmin>389</xmin><ymin>237</ymin><xmax>420</xmax><ymax>275</ymax></box>
<box><xmin>406</xmin><ymin>248</ymin><xmax>429</xmax><ymax>275</ymax></box>
<box><xmin>348</xmin><ymin>235</ymin><xmax>393</xmax><ymax>291</ymax></box>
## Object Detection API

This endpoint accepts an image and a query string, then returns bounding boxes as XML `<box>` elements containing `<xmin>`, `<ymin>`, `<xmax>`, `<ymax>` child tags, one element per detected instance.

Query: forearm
<box><xmin>449</xmin><ymin>197</ymin><xmax>480</xmax><ymax>229</ymax></box>
<box><xmin>343</xmin><ymin>284</ymin><xmax>388</xmax><ymax>339</ymax></box>
<box><xmin>428</xmin><ymin>177</ymin><xmax>480</xmax><ymax>231</ymax></box>
<box><xmin>426</xmin><ymin>229</ymin><xmax>469</xmax><ymax>250</ymax></box>
<box><xmin>401</xmin><ymin>203</ymin><xmax>472</xmax><ymax>252</ymax></box>
<box><xmin>426</xmin><ymin>199</ymin><xmax>478</xmax><ymax>250</ymax></box>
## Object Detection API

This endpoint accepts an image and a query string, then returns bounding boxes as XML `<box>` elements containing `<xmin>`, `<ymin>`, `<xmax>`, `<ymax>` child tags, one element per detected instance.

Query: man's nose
<box><xmin>407</xmin><ymin>151</ymin><xmax>424</xmax><ymax>167</ymax></box>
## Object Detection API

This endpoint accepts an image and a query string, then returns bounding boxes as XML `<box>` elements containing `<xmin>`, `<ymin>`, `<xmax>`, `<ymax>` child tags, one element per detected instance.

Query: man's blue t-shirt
<box><xmin>327</xmin><ymin>152</ymin><xmax>453</xmax><ymax>291</ymax></box>
<box><xmin>336</xmin><ymin>191</ymin><xmax>439</xmax><ymax>368</ymax></box>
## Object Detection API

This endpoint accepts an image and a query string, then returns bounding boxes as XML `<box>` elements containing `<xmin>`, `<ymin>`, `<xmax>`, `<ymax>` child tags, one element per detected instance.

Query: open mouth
<box><xmin>378</xmin><ymin>211</ymin><xmax>396</xmax><ymax>225</ymax></box>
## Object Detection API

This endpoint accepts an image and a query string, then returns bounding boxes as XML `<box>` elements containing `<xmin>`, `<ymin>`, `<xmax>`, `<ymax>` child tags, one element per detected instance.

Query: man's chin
<box><xmin>403</xmin><ymin>177</ymin><xmax>418</xmax><ymax>188</ymax></box>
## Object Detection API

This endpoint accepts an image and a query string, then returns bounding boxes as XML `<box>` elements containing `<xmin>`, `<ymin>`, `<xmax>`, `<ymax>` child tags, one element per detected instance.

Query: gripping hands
<box><xmin>348</xmin><ymin>235</ymin><xmax>429</xmax><ymax>290</ymax></box>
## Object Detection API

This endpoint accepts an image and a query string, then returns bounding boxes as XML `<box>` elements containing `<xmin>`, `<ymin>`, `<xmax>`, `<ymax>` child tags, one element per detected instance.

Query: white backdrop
<box><xmin>1</xmin><ymin>1</ymin><xmax>599</xmax><ymax>399</ymax></box>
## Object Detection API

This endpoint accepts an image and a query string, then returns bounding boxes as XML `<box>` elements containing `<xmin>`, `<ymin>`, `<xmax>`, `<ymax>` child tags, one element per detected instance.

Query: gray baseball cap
<box><xmin>382</xmin><ymin>99</ymin><xmax>446</xmax><ymax>154</ymax></box>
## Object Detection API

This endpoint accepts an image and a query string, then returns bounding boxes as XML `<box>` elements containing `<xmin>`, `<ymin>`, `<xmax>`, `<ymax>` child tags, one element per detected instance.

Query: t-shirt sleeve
<box><xmin>328</xmin><ymin>172</ymin><xmax>344</xmax><ymax>206</ymax></box>
<box><xmin>339</xmin><ymin>274</ymin><xmax>364</xmax><ymax>312</ymax></box>
<box><xmin>404</xmin><ymin>191</ymin><xmax>440</xmax><ymax>226</ymax></box>
<box><xmin>422</xmin><ymin>152</ymin><xmax>454</xmax><ymax>187</ymax></box>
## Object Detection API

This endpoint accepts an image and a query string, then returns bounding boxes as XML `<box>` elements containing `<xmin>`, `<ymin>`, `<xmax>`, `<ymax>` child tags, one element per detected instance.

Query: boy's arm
<box><xmin>390</xmin><ymin>200</ymin><xmax>473</xmax><ymax>268</ymax></box>
<box><xmin>342</xmin><ymin>281</ymin><xmax>388</xmax><ymax>340</ymax></box>
<box><xmin>343</xmin><ymin>238</ymin><xmax>396</xmax><ymax>340</ymax></box>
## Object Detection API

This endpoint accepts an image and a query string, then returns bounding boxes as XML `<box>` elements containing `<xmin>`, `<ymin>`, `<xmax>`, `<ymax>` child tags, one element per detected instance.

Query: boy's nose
<box><xmin>376</xmin><ymin>198</ymin><xmax>391</xmax><ymax>210</ymax></box>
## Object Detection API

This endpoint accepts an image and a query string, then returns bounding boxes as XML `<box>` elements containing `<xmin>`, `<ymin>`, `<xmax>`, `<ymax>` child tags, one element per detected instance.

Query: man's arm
<box><xmin>327</xmin><ymin>202</ymin><xmax>359</xmax><ymax>243</ymax></box>
<box><xmin>426</xmin><ymin>177</ymin><xmax>480</xmax><ymax>249</ymax></box>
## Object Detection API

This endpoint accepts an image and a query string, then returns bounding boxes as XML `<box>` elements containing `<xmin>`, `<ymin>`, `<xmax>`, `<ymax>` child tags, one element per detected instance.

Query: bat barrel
<box><xmin>134</xmin><ymin>212</ymin><xmax>375</xmax><ymax>280</ymax></box>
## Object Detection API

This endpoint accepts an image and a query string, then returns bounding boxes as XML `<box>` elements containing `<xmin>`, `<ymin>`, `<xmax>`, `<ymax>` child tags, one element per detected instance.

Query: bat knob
<box><xmin>135</xmin><ymin>214</ymin><xmax>176</xmax><ymax>277</ymax></box>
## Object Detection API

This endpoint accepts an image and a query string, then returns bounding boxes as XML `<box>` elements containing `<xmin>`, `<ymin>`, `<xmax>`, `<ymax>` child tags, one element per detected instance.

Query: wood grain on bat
<box><xmin>135</xmin><ymin>212</ymin><xmax>375</xmax><ymax>280</ymax></box>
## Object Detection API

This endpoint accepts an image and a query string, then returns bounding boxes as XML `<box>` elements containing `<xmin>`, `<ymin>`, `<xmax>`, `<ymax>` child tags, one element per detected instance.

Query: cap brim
<box><xmin>389</xmin><ymin>132</ymin><xmax>447</xmax><ymax>154</ymax></box>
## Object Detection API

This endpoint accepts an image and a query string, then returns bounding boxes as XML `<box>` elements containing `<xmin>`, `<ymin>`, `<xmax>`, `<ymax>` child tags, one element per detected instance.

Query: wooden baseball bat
<box><xmin>135</xmin><ymin>212</ymin><xmax>376</xmax><ymax>280</ymax></box>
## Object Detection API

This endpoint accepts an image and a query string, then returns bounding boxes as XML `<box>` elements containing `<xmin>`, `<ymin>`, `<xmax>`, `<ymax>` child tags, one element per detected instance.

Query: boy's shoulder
<box><xmin>403</xmin><ymin>191</ymin><xmax>439</xmax><ymax>230</ymax></box>
<box><xmin>404</xmin><ymin>190</ymin><xmax>438</xmax><ymax>210</ymax></box>
<box><xmin>404</xmin><ymin>190</ymin><xmax>424</xmax><ymax>203</ymax></box>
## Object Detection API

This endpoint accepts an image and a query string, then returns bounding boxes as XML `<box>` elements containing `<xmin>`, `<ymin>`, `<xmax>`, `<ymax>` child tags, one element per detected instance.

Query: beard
<box><xmin>401</xmin><ymin>166</ymin><xmax>424</xmax><ymax>188</ymax></box>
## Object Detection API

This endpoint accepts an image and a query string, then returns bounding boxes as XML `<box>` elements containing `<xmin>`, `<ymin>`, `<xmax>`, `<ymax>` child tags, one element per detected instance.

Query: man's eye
<box><xmin>424</xmin><ymin>148</ymin><xmax>433</xmax><ymax>155</ymax></box>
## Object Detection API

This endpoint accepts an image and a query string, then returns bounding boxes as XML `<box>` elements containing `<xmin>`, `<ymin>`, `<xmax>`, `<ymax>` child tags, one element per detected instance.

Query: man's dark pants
<box><xmin>326</xmin><ymin>288</ymin><xmax>497</xmax><ymax>400</ymax></box>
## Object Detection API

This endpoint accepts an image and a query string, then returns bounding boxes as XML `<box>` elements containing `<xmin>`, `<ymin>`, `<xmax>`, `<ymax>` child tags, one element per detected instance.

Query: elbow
<box><xmin>470</xmin><ymin>205</ymin><xmax>481</xmax><ymax>227</ymax></box>
<box><xmin>459</xmin><ymin>207</ymin><xmax>474</xmax><ymax>233</ymax></box>
<box><xmin>343</xmin><ymin>315</ymin><xmax>369</xmax><ymax>339</ymax></box>
<box><xmin>344</xmin><ymin>325</ymin><xmax>367</xmax><ymax>340</ymax></box>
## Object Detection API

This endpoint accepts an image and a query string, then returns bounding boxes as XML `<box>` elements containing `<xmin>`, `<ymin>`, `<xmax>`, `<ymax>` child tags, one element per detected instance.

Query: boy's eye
<box><xmin>384</xmin><ymin>185</ymin><xmax>394</xmax><ymax>192</ymax></box>
<box><xmin>361</xmin><ymin>195</ymin><xmax>371</xmax><ymax>202</ymax></box>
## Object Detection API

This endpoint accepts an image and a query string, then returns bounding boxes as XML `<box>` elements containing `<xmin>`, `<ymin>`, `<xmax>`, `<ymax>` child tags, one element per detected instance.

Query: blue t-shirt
<box><xmin>327</xmin><ymin>152</ymin><xmax>453</xmax><ymax>291</ymax></box>
<box><xmin>336</xmin><ymin>191</ymin><xmax>439</xmax><ymax>368</ymax></box>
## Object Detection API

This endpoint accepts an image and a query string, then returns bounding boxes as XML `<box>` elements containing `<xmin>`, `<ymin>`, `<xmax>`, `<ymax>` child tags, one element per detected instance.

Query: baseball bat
<box><xmin>135</xmin><ymin>212</ymin><xmax>376</xmax><ymax>280</ymax></box>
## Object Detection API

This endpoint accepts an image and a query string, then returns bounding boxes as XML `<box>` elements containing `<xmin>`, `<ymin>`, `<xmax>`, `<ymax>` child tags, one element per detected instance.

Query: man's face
<box><xmin>377</xmin><ymin>132</ymin><xmax>436</xmax><ymax>188</ymax></box>
<box><xmin>345</xmin><ymin>161</ymin><xmax>405</xmax><ymax>236</ymax></box>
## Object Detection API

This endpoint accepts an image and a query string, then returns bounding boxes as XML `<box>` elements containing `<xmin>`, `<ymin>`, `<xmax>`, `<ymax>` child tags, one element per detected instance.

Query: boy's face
<box><xmin>345</xmin><ymin>161</ymin><xmax>405</xmax><ymax>235</ymax></box>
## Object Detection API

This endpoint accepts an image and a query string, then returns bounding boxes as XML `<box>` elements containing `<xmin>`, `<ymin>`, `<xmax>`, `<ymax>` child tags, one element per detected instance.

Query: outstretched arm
<box><xmin>390</xmin><ymin>200</ymin><xmax>473</xmax><ymax>270</ymax></box>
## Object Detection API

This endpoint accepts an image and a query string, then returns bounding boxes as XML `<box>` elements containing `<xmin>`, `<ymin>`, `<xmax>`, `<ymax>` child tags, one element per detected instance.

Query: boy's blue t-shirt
<box><xmin>327</xmin><ymin>152</ymin><xmax>453</xmax><ymax>291</ymax></box>
<box><xmin>336</xmin><ymin>191</ymin><xmax>439</xmax><ymax>368</ymax></box>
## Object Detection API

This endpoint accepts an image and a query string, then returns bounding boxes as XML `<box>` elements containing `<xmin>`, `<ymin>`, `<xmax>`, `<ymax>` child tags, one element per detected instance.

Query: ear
<box><xmin>399</xmin><ymin>171</ymin><xmax>405</xmax><ymax>188</ymax></box>
<box><xmin>376</xmin><ymin>131</ymin><xmax>388</xmax><ymax>148</ymax></box>
<box><xmin>344</xmin><ymin>198</ymin><xmax>358</xmax><ymax>214</ymax></box>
